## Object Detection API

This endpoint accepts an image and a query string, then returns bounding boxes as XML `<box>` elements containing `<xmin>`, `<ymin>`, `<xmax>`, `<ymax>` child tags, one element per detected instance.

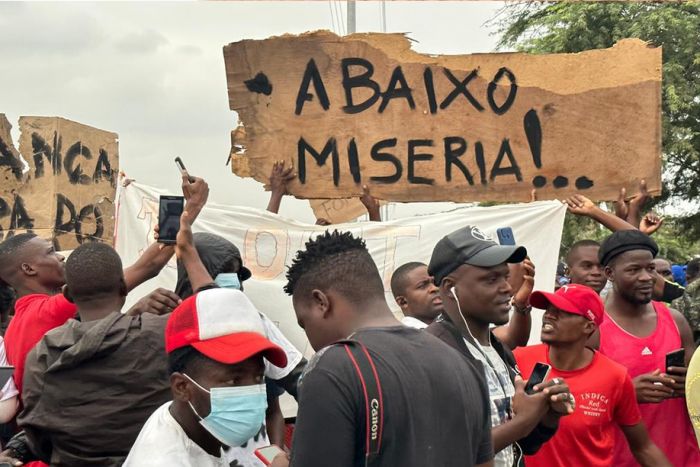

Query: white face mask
<box><xmin>184</xmin><ymin>374</ymin><xmax>267</xmax><ymax>447</ymax></box>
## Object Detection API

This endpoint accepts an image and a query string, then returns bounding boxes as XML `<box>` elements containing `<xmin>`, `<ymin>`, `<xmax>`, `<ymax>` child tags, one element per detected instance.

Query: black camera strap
<box><xmin>337</xmin><ymin>339</ymin><xmax>384</xmax><ymax>467</ymax></box>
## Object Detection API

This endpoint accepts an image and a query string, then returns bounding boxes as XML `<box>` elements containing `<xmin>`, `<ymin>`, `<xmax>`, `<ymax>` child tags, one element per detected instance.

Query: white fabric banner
<box><xmin>115</xmin><ymin>180</ymin><xmax>566</xmax><ymax>358</ymax></box>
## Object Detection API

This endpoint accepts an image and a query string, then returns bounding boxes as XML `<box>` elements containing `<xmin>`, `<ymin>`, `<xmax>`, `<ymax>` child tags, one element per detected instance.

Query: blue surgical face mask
<box><xmin>184</xmin><ymin>374</ymin><xmax>267</xmax><ymax>447</ymax></box>
<box><xmin>214</xmin><ymin>273</ymin><xmax>241</xmax><ymax>290</ymax></box>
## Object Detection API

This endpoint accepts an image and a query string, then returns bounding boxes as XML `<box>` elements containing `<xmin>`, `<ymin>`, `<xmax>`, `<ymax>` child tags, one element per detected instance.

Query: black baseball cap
<box><xmin>428</xmin><ymin>225</ymin><xmax>527</xmax><ymax>285</ymax></box>
<box><xmin>598</xmin><ymin>230</ymin><xmax>658</xmax><ymax>267</ymax></box>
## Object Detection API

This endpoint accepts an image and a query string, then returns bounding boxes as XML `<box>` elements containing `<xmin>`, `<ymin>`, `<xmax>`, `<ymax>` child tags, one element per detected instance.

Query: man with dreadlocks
<box><xmin>274</xmin><ymin>230</ymin><xmax>494</xmax><ymax>467</ymax></box>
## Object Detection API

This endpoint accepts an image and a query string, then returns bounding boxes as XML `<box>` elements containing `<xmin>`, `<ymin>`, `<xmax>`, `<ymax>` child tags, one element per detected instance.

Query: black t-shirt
<box><xmin>290</xmin><ymin>325</ymin><xmax>493</xmax><ymax>467</ymax></box>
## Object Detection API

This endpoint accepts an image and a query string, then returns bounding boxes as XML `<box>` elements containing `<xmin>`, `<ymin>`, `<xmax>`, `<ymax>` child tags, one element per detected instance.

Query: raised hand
<box><xmin>359</xmin><ymin>185</ymin><xmax>381</xmax><ymax>222</ymax></box>
<box><xmin>633</xmin><ymin>369</ymin><xmax>674</xmax><ymax>403</ymax></box>
<box><xmin>639</xmin><ymin>212</ymin><xmax>664</xmax><ymax>235</ymax></box>
<box><xmin>269</xmin><ymin>160</ymin><xmax>295</xmax><ymax>196</ymax></box>
<box><xmin>565</xmin><ymin>194</ymin><xmax>597</xmax><ymax>216</ymax></box>
<box><xmin>512</xmin><ymin>259</ymin><xmax>535</xmax><ymax>311</ymax></box>
<box><xmin>613</xmin><ymin>187</ymin><xmax>629</xmax><ymax>220</ymax></box>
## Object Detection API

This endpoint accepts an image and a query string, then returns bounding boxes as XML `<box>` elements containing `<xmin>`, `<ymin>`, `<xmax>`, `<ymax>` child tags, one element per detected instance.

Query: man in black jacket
<box><xmin>427</xmin><ymin>225</ymin><xmax>574</xmax><ymax>466</ymax></box>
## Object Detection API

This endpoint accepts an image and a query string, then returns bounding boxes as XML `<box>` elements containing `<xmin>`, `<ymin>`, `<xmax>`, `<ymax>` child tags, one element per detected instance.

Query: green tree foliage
<box><xmin>493</xmin><ymin>2</ymin><xmax>700</xmax><ymax>258</ymax></box>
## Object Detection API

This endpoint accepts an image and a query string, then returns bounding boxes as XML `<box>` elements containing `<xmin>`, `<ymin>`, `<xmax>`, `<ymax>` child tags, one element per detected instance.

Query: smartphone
<box><xmin>497</xmin><ymin>227</ymin><xmax>516</xmax><ymax>246</ymax></box>
<box><xmin>255</xmin><ymin>445</ymin><xmax>285</xmax><ymax>465</ymax></box>
<box><xmin>174</xmin><ymin>157</ymin><xmax>195</xmax><ymax>183</ymax></box>
<box><xmin>525</xmin><ymin>362</ymin><xmax>551</xmax><ymax>394</ymax></box>
<box><xmin>666</xmin><ymin>348</ymin><xmax>685</xmax><ymax>370</ymax></box>
<box><xmin>0</xmin><ymin>366</ymin><xmax>13</xmax><ymax>388</ymax></box>
<box><xmin>158</xmin><ymin>195</ymin><xmax>185</xmax><ymax>244</ymax></box>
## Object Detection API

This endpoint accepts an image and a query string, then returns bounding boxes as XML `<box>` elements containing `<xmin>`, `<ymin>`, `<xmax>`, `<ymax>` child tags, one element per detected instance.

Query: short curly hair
<box><xmin>284</xmin><ymin>230</ymin><xmax>384</xmax><ymax>304</ymax></box>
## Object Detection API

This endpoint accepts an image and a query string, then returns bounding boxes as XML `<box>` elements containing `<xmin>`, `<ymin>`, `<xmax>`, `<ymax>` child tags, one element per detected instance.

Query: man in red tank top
<box><xmin>595</xmin><ymin>230</ymin><xmax>700</xmax><ymax>466</ymax></box>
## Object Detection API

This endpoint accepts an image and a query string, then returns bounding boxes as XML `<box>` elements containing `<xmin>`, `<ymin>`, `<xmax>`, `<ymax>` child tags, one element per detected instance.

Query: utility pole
<box><xmin>347</xmin><ymin>0</ymin><xmax>356</xmax><ymax>34</ymax></box>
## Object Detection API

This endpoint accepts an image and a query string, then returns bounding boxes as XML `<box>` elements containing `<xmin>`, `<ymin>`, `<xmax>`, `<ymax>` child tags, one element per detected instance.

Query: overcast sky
<box><xmin>0</xmin><ymin>1</ymin><xmax>506</xmax><ymax>222</ymax></box>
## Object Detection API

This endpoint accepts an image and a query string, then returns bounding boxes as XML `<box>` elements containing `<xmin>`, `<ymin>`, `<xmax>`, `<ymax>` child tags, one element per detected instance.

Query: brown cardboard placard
<box><xmin>224</xmin><ymin>31</ymin><xmax>661</xmax><ymax>203</ymax></box>
<box><xmin>0</xmin><ymin>116</ymin><xmax>118</xmax><ymax>249</ymax></box>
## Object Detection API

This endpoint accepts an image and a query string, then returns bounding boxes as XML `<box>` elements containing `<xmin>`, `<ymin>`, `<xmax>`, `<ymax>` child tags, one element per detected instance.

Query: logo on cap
<box><xmin>471</xmin><ymin>227</ymin><xmax>492</xmax><ymax>241</ymax></box>
<box><xmin>586</xmin><ymin>310</ymin><xmax>595</xmax><ymax>321</ymax></box>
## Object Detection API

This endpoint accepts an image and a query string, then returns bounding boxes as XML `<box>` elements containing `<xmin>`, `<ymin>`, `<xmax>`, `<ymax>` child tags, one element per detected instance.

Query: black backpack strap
<box><xmin>336</xmin><ymin>339</ymin><xmax>383</xmax><ymax>466</ymax></box>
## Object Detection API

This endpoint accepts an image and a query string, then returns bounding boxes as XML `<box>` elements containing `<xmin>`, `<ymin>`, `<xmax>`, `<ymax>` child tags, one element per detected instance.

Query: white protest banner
<box><xmin>116</xmin><ymin>179</ymin><xmax>566</xmax><ymax>358</ymax></box>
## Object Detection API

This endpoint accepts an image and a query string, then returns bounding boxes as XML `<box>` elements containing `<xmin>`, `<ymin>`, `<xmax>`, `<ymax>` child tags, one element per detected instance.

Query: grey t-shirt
<box><xmin>291</xmin><ymin>325</ymin><xmax>493</xmax><ymax>467</ymax></box>
<box><xmin>464</xmin><ymin>340</ymin><xmax>516</xmax><ymax>467</ymax></box>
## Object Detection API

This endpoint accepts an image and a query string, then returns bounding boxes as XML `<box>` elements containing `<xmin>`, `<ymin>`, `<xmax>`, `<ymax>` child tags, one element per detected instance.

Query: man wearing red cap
<box><xmin>124</xmin><ymin>288</ymin><xmax>288</xmax><ymax>467</ymax></box>
<box><xmin>514</xmin><ymin>284</ymin><xmax>671</xmax><ymax>467</ymax></box>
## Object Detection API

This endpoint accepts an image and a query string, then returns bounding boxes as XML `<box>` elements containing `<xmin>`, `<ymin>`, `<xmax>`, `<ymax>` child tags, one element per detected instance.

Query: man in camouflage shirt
<box><xmin>674</xmin><ymin>258</ymin><xmax>700</xmax><ymax>344</ymax></box>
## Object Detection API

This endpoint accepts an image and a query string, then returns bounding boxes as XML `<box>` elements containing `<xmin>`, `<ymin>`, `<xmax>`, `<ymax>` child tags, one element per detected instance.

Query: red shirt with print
<box><xmin>514</xmin><ymin>344</ymin><xmax>641</xmax><ymax>467</ymax></box>
<box><xmin>5</xmin><ymin>294</ymin><xmax>77</xmax><ymax>397</ymax></box>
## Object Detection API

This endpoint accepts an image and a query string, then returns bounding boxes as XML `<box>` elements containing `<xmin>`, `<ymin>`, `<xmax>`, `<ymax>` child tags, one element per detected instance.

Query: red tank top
<box><xmin>599</xmin><ymin>301</ymin><xmax>700</xmax><ymax>466</ymax></box>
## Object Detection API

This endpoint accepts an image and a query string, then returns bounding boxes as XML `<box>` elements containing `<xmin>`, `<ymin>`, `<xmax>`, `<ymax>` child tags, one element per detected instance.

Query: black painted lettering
<box><xmin>378</xmin><ymin>66</ymin><xmax>415</xmax><ymax>113</ymax></box>
<box><xmin>523</xmin><ymin>109</ymin><xmax>542</xmax><ymax>168</ymax></box>
<box><xmin>341</xmin><ymin>58</ymin><xmax>381</xmax><ymax>114</ymax></box>
<box><xmin>297</xmin><ymin>137</ymin><xmax>340</xmax><ymax>186</ymax></box>
<box><xmin>440</xmin><ymin>69</ymin><xmax>484</xmax><ymax>112</ymax></box>
<box><xmin>443</xmin><ymin>137</ymin><xmax>474</xmax><ymax>185</ymax></box>
<box><xmin>407</xmin><ymin>139</ymin><xmax>434</xmax><ymax>185</ymax></box>
<box><xmin>369</xmin><ymin>138</ymin><xmax>401</xmax><ymax>184</ymax></box>
<box><xmin>10</xmin><ymin>195</ymin><xmax>34</xmax><ymax>231</ymax></box>
<box><xmin>575</xmin><ymin>176</ymin><xmax>594</xmax><ymax>190</ymax></box>
<box><xmin>553</xmin><ymin>176</ymin><xmax>569</xmax><ymax>188</ymax></box>
<box><xmin>64</xmin><ymin>141</ymin><xmax>93</xmax><ymax>185</ymax></box>
<box><xmin>295</xmin><ymin>59</ymin><xmax>331</xmax><ymax>115</ymax></box>
<box><xmin>92</xmin><ymin>149</ymin><xmax>114</xmax><ymax>186</ymax></box>
<box><xmin>76</xmin><ymin>204</ymin><xmax>104</xmax><ymax>243</ymax></box>
<box><xmin>423</xmin><ymin>68</ymin><xmax>438</xmax><ymax>114</ymax></box>
<box><xmin>55</xmin><ymin>194</ymin><xmax>77</xmax><ymax>234</ymax></box>
<box><xmin>487</xmin><ymin>67</ymin><xmax>518</xmax><ymax>115</ymax></box>
<box><xmin>347</xmin><ymin>138</ymin><xmax>362</xmax><ymax>184</ymax></box>
<box><xmin>31</xmin><ymin>131</ymin><xmax>61</xmax><ymax>179</ymax></box>
<box><xmin>0</xmin><ymin>137</ymin><xmax>23</xmax><ymax>181</ymax></box>
<box><xmin>490</xmin><ymin>139</ymin><xmax>523</xmax><ymax>182</ymax></box>
<box><xmin>475</xmin><ymin>142</ymin><xmax>487</xmax><ymax>185</ymax></box>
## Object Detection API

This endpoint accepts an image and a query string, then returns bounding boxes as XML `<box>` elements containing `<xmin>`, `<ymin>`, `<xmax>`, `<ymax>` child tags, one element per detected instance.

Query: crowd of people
<box><xmin>0</xmin><ymin>169</ymin><xmax>697</xmax><ymax>467</ymax></box>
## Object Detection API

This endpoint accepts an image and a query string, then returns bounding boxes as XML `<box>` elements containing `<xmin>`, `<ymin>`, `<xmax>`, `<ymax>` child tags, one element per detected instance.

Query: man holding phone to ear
<box><xmin>426</xmin><ymin>225</ymin><xmax>573</xmax><ymax>466</ymax></box>
<box><xmin>514</xmin><ymin>284</ymin><xmax>671</xmax><ymax>466</ymax></box>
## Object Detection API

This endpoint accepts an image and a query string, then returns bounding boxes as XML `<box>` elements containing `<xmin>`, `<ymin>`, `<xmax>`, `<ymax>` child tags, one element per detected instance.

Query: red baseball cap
<box><xmin>166</xmin><ymin>288</ymin><xmax>287</xmax><ymax>368</ymax></box>
<box><xmin>530</xmin><ymin>284</ymin><xmax>605</xmax><ymax>325</ymax></box>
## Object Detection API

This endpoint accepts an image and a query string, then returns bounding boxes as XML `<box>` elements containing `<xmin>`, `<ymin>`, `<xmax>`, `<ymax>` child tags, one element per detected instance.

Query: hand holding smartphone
<box><xmin>666</xmin><ymin>348</ymin><xmax>685</xmax><ymax>370</ymax></box>
<box><xmin>255</xmin><ymin>445</ymin><xmax>285</xmax><ymax>465</ymax></box>
<box><xmin>497</xmin><ymin>227</ymin><xmax>516</xmax><ymax>246</ymax></box>
<box><xmin>157</xmin><ymin>196</ymin><xmax>185</xmax><ymax>244</ymax></box>
<box><xmin>525</xmin><ymin>362</ymin><xmax>551</xmax><ymax>394</ymax></box>
<box><xmin>175</xmin><ymin>157</ymin><xmax>195</xmax><ymax>183</ymax></box>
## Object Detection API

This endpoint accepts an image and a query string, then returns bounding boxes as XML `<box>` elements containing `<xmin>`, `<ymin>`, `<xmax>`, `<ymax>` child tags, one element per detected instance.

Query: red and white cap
<box><xmin>530</xmin><ymin>284</ymin><xmax>605</xmax><ymax>326</ymax></box>
<box><xmin>165</xmin><ymin>288</ymin><xmax>287</xmax><ymax>368</ymax></box>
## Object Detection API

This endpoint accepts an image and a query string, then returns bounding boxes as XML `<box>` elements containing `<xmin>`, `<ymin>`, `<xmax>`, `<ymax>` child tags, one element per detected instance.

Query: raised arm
<box><xmin>123</xmin><ymin>176</ymin><xmax>209</xmax><ymax>290</ymax></box>
<box><xmin>493</xmin><ymin>259</ymin><xmax>535</xmax><ymax>349</ymax></box>
<box><xmin>565</xmin><ymin>194</ymin><xmax>637</xmax><ymax>233</ymax></box>
<box><xmin>175</xmin><ymin>207</ymin><xmax>213</xmax><ymax>292</ymax></box>
<box><xmin>266</xmin><ymin>161</ymin><xmax>295</xmax><ymax>214</ymax></box>
<box><xmin>359</xmin><ymin>185</ymin><xmax>381</xmax><ymax>222</ymax></box>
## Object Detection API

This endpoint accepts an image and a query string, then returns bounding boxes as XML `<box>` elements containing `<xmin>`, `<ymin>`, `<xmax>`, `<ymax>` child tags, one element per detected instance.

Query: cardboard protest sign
<box><xmin>229</xmin><ymin>124</ymin><xmax>381</xmax><ymax>224</ymax></box>
<box><xmin>224</xmin><ymin>31</ymin><xmax>661</xmax><ymax>203</ymax></box>
<box><xmin>309</xmin><ymin>197</ymin><xmax>388</xmax><ymax>224</ymax></box>
<box><xmin>0</xmin><ymin>116</ymin><xmax>119</xmax><ymax>249</ymax></box>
